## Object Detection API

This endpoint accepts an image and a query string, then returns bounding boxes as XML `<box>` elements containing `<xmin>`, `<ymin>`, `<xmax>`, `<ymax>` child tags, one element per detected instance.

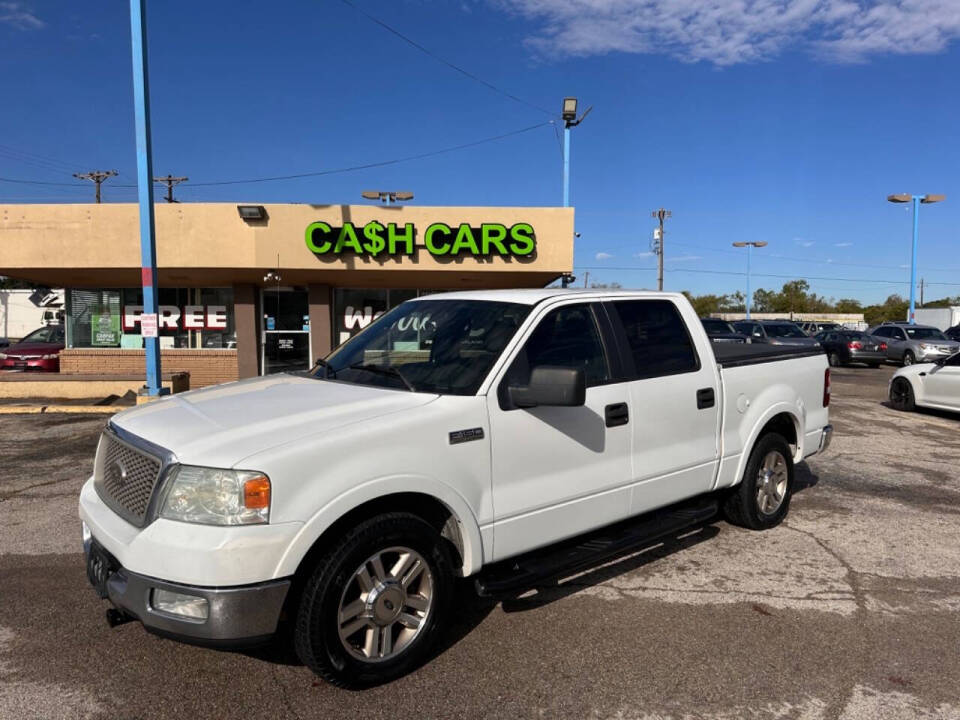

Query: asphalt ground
<box><xmin>1</xmin><ymin>364</ymin><xmax>959</xmax><ymax>719</ymax></box>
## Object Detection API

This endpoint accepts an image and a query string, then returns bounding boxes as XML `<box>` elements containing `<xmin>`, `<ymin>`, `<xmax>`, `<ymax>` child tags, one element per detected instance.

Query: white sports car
<box><xmin>889</xmin><ymin>352</ymin><xmax>960</xmax><ymax>413</ymax></box>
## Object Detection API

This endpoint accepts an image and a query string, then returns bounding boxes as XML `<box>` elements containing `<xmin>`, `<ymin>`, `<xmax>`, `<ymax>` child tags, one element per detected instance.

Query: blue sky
<box><xmin>1</xmin><ymin>0</ymin><xmax>959</xmax><ymax>304</ymax></box>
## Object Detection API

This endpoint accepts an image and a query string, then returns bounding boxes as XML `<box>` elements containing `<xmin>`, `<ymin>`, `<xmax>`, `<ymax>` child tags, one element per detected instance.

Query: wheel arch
<box><xmin>275</xmin><ymin>478</ymin><xmax>485</xmax><ymax>583</ymax></box>
<box><xmin>729</xmin><ymin>406</ymin><xmax>802</xmax><ymax>489</ymax></box>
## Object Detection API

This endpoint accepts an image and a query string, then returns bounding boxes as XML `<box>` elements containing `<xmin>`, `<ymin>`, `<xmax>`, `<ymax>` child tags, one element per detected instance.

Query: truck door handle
<box><xmin>604</xmin><ymin>402</ymin><xmax>629</xmax><ymax>427</ymax></box>
<box><xmin>696</xmin><ymin>388</ymin><xmax>715</xmax><ymax>409</ymax></box>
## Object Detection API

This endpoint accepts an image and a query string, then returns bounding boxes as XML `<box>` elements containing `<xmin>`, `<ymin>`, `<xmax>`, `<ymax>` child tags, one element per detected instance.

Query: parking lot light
<box><xmin>732</xmin><ymin>241</ymin><xmax>767</xmax><ymax>319</ymax></box>
<box><xmin>887</xmin><ymin>193</ymin><xmax>945</xmax><ymax>323</ymax></box>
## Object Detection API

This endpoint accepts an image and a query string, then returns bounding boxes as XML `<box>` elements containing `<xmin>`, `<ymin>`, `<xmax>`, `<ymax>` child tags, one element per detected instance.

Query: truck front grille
<box><xmin>94</xmin><ymin>430</ymin><xmax>164</xmax><ymax>526</ymax></box>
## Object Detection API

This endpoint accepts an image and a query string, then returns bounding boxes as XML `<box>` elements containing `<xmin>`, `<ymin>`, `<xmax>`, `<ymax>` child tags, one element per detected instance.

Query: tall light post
<box><xmin>732</xmin><ymin>241</ymin><xmax>767</xmax><ymax>319</ymax></box>
<box><xmin>887</xmin><ymin>193</ymin><xmax>945</xmax><ymax>324</ymax></box>
<box><xmin>560</xmin><ymin>97</ymin><xmax>591</xmax><ymax>208</ymax></box>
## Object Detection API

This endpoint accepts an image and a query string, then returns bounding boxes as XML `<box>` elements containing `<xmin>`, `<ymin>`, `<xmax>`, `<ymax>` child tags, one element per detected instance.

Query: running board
<box><xmin>475</xmin><ymin>497</ymin><xmax>719</xmax><ymax>598</ymax></box>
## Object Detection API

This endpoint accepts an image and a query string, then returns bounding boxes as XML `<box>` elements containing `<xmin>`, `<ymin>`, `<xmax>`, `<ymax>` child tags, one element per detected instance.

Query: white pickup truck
<box><xmin>80</xmin><ymin>289</ymin><xmax>832</xmax><ymax>686</ymax></box>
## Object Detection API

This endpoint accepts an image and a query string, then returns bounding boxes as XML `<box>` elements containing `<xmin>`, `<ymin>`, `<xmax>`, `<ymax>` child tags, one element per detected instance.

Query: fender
<box><xmin>273</xmin><ymin>473</ymin><xmax>485</xmax><ymax>579</ymax></box>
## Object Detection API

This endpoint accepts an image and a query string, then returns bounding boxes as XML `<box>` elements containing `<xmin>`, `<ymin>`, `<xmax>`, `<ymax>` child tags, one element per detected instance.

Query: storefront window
<box><xmin>66</xmin><ymin>288</ymin><xmax>235</xmax><ymax>350</ymax></box>
<box><xmin>333</xmin><ymin>289</ymin><xmax>439</xmax><ymax>346</ymax></box>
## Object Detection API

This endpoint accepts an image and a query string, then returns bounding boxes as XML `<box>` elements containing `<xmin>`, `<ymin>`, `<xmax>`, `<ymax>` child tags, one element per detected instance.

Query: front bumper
<box><xmin>917</xmin><ymin>348</ymin><xmax>957</xmax><ymax>362</ymax></box>
<box><xmin>84</xmin><ymin>530</ymin><xmax>290</xmax><ymax>644</ymax></box>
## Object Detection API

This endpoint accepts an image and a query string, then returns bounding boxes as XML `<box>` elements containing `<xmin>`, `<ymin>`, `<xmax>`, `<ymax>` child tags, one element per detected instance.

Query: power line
<box><xmin>186</xmin><ymin>121</ymin><xmax>553</xmax><ymax>186</ymax></box>
<box><xmin>338</xmin><ymin>0</ymin><xmax>555</xmax><ymax>118</ymax></box>
<box><xmin>574</xmin><ymin>265</ymin><xmax>960</xmax><ymax>287</ymax></box>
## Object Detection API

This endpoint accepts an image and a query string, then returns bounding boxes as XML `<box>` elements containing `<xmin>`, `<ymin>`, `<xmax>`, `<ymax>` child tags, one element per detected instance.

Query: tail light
<box><xmin>879</xmin><ymin>342</ymin><xmax>888</xmax><ymax>351</ymax></box>
<box><xmin>823</xmin><ymin>368</ymin><xmax>831</xmax><ymax>407</ymax></box>
<box><xmin>847</xmin><ymin>341</ymin><xmax>862</xmax><ymax>349</ymax></box>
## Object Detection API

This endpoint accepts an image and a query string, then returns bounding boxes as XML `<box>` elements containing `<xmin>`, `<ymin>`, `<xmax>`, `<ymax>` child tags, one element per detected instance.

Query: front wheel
<box><xmin>723</xmin><ymin>433</ymin><xmax>794</xmax><ymax>531</ymax></box>
<box><xmin>902</xmin><ymin>351</ymin><xmax>916</xmax><ymax>366</ymax></box>
<box><xmin>294</xmin><ymin>513</ymin><xmax>454</xmax><ymax>687</ymax></box>
<box><xmin>828</xmin><ymin>352</ymin><xmax>842</xmax><ymax>367</ymax></box>
<box><xmin>890</xmin><ymin>377</ymin><xmax>916</xmax><ymax>412</ymax></box>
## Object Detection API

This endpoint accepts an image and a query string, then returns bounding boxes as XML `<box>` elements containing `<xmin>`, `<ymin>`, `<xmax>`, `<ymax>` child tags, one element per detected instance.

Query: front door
<box><xmin>924</xmin><ymin>353</ymin><xmax>960</xmax><ymax>409</ymax></box>
<box><xmin>261</xmin><ymin>288</ymin><xmax>311</xmax><ymax>375</ymax></box>
<box><xmin>486</xmin><ymin>301</ymin><xmax>633</xmax><ymax>562</ymax></box>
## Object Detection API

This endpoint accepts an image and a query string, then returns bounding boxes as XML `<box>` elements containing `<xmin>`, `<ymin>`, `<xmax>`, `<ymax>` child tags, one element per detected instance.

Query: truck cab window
<box><xmin>505</xmin><ymin>304</ymin><xmax>610</xmax><ymax>389</ymax></box>
<box><xmin>612</xmin><ymin>300</ymin><xmax>699</xmax><ymax>379</ymax></box>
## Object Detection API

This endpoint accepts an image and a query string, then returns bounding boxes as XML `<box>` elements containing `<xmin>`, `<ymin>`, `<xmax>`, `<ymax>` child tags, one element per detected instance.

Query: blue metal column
<box><xmin>745</xmin><ymin>242</ymin><xmax>752</xmax><ymax>320</ymax></box>
<box><xmin>562</xmin><ymin>126</ymin><xmax>571</xmax><ymax>207</ymax></box>
<box><xmin>908</xmin><ymin>195</ymin><xmax>920</xmax><ymax>324</ymax></box>
<box><xmin>129</xmin><ymin>0</ymin><xmax>166</xmax><ymax>395</ymax></box>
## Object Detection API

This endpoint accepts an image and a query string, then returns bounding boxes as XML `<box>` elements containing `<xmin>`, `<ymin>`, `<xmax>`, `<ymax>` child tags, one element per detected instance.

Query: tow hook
<box><xmin>105</xmin><ymin>608</ymin><xmax>133</xmax><ymax>628</ymax></box>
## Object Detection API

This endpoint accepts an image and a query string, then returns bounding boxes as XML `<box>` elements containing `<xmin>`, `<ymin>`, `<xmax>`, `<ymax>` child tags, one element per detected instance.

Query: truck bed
<box><xmin>712</xmin><ymin>343</ymin><xmax>824</xmax><ymax>368</ymax></box>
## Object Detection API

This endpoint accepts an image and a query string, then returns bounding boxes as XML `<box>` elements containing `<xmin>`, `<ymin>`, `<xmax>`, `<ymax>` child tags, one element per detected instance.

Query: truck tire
<box><xmin>902</xmin><ymin>351</ymin><xmax>916</xmax><ymax>366</ymax></box>
<box><xmin>723</xmin><ymin>433</ymin><xmax>794</xmax><ymax>531</ymax></box>
<box><xmin>294</xmin><ymin>512</ymin><xmax>454</xmax><ymax>687</ymax></box>
<box><xmin>890</xmin><ymin>377</ymin><xmax>916</xmax><ymax>412</ymax></box>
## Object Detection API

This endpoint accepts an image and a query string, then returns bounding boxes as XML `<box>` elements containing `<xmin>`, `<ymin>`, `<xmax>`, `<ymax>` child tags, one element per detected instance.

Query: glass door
<box><xmin>261</xmin><ymin>287</ymin><xmax>311</xmax><ymax>375</ymax></box>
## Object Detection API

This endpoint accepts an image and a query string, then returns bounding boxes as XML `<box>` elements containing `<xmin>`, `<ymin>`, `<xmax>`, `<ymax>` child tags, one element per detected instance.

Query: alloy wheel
<box><xmin>755</xmin><ymin>450</ymin><xmax>788</xmax><ymax>516</ymax></box>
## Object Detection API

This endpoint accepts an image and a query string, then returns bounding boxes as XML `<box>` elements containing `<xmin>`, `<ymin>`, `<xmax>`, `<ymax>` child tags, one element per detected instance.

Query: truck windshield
<box><xmin>701</xmin><ymin>319</ymin><xmax>735</xmax><ymax>334</ymax></box>
<box><xmin>904</xmin><ymin>327</ymin><xmax>947</xmax><ymax>340</ymax></box>
<box><xmin>764</xmin><ymin>324</ymin><xmax>807</xmax><ymax>338</ymax></box>
<box><xmin>314</xmin><ymin>299</ymin><xmax>531</xmax><ymax>395</ymax></box>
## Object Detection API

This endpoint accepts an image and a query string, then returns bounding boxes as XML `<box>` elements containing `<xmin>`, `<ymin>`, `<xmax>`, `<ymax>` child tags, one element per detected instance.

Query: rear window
<box><xmin>613</xmin><ymin>300</ymin><xmax>699</xmax><ymax>379</ymax></box>
<box><xmin>701</xmin><ymin>319</ymin><xmax>734</xmax><ymax>333</ymax></box>
<box><xmin>842</xmin><ymin>332</ymin><xmax>869</xmax><ymax>341</ymax></box>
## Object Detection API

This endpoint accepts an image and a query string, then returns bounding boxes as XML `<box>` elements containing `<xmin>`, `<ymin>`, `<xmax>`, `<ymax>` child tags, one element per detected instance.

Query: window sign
<box><xmin>123</xmin><ymin>305</ymin><xmax>228</xmax><ymax>330</ymax></box>
<box><xmin>306</xmin><ymin>221</ymin><xmax>536</xmax><ymax>258</ymax></box>
<box><xmin>91</xmin><ymin>311</ymin><xmax>121</xmax><ymax>346</ymax></box>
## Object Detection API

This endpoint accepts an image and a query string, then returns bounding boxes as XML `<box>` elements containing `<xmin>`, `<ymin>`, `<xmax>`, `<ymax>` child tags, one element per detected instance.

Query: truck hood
<box><xmin>112</xmin><ymin>374</ymin><xmax>438</xmax><ymax>467</ymax></box>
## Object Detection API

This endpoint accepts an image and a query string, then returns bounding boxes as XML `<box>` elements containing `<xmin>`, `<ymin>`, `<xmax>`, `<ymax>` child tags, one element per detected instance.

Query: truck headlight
<box><xmin>159</xmin><ymin>465</ymin><xmax>270</xmax><ymax>525</ymax></box>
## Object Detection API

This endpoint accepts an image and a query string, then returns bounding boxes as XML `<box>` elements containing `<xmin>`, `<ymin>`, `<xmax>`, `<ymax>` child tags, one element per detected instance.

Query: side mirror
<box><xmin>509</xmin><ymin>366</ymin><xmax>585</xmax><ymax>408</ymax></box>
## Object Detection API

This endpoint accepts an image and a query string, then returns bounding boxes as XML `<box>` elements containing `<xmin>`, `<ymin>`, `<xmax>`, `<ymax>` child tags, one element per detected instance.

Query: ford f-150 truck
<box><xmin>79</xmin><ymin>289</ymin><xmax>832</xmax><ymax>686</ymax></box>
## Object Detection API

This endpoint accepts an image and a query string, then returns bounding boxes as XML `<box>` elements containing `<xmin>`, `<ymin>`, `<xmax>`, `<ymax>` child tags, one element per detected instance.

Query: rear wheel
<box><xmin>902</xmin><ymin>351</ymin><xmax>916</xmax><ymax>366</ymax></box>
<box><xmin>723</xmin><ymin>433</ymin><xmax>794</xmax><ymax>531</ymax></box>
<box><xmin>294</xmin><ymin>513</ymin><xmax>454</xmax><ymax>687</ymax></box>
<box><xmin>890</xmin><ymin>377</ymin><xmax>916</xmax><ymax>412</ymax></box>
<box><xmin>828</xmin><ymin>352</ymin><xmax>842</xmax><ymax>367</ymax></box>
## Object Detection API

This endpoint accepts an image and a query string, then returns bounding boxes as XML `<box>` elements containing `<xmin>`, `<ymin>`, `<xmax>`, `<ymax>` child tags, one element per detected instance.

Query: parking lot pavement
<box><xmin>1</xmin><ymin>365</ymin><xmax>959</xmax><ymax>720</ymax></box>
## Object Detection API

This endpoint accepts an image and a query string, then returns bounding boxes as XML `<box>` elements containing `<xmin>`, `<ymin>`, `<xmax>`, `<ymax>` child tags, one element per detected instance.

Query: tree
<box><xmin>834</xmin><ymin>298</ymin><xmax>863</xmax><ymax>313</ymax></box>
<box><xmin>752</xmin><ymin>288</ymin><xmax>778</xmax><ymax>313</ymax></box>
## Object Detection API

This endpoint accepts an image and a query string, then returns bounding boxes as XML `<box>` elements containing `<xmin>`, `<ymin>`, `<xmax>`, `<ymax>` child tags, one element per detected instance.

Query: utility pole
<box><xmin>920</xmin><ymin>277</ymin><xmax>924</xmax><ymax>307</ymax></box>
<box><xmin>73</xmin><ymin>170</ymin><xmax>118</xmax><ymax>203</ymax></box>
<box><xmin>583</xmin><ymin>271</ymin><xmax>590</xmax><ymax>289</ymax></box>
<box><xmin>651</xmin><ymin>208</ymin><xmax>671</xmax><ymax>291</ymax></box>
<box><xmin>154</xmin><ymin>174</ymin><xmax>188</xmax><ymax>203</ymax></box>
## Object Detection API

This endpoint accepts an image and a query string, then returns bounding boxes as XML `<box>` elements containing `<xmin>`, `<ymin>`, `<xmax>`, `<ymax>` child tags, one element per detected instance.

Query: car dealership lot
<box><xmin>1</xmin><ymin>365</ymin><xmax>959</xmax><ymax>719</ymax></box>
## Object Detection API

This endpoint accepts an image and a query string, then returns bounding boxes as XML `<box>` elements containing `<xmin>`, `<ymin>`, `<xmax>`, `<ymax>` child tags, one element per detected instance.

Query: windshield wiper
<box><xmin>312</xmin><ymin>357</ymin><xmax>337</xmax><ymax>378</ymax></box>
<box><xmin>347</xmin><ymin>362</ymin><xmax>416</xmax><ymax>392</ymax></box>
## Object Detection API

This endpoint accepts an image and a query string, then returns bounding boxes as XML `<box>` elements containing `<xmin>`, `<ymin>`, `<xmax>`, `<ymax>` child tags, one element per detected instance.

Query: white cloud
<box><xmin>633</xmin><ymin>250</ymin><xmax>654</xmax><ymax>258</ymax></box>
<box><xmin>834</xmin><ymin>241</ymin><xmax>854</xmax><ymax>247</ymax></box>
<box><xmin>0</xmin><ymin>2</ymin><xmax>44</xmax><ymax>29</ymax></box>
<box><xmin>595</xmin><ymin>251</ymin><xmax>614</xmax><ymax>260</ymax></box>
<box><xmin>796</xmin><ymin>240</ymin><xmax>816</xmax><ymax>247</ymax></box>
<box><xmin>496</xmin><ymin>0</ymin><xmax>960</xmax><ymax>66</ymax></box>
<box><xmin>670</xmin><ymin>254</ymin><xmax>702</xmax><ymax>261</ymax></box>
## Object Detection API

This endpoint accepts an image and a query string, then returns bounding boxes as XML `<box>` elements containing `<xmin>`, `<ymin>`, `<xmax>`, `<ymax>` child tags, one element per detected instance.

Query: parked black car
<box><xmin>945</xmin><ymin>325</ymin><xmax>960</xmax><ymax>342</ymax></box>
<box><xmin>700</xmin><ymin>318</ymin><xmax>749</xmax><ymax>344</ymax></box>
<box><xmin>815</xmin><ymin>330</ymin><xmax>886</xmax><ymax>367</ymax></box>
<box><xmin>732</xmin><ymin>320</ymin><xmax>821</xmax><ymax>347</ymax></box>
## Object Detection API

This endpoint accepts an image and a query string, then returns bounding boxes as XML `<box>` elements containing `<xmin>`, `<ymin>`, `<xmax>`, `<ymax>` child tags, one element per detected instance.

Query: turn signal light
<box><xmin>243</xmin><ymin>476</ymin><xmax>271</xmax><ymax>509</ymax></box>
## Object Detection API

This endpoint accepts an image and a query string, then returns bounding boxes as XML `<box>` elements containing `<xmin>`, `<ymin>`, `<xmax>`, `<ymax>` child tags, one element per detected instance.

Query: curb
<box><xmin>0</xmin><ymin>405</ymin><xmax>122</xmax><ymax>415</ymax></box>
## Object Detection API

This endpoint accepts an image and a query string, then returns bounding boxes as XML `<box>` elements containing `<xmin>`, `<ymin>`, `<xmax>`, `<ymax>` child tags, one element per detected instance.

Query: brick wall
<box><xmin>60</xmin><ymin>349</ymin><xmax>239</xmax><ymax>388</ymax></box>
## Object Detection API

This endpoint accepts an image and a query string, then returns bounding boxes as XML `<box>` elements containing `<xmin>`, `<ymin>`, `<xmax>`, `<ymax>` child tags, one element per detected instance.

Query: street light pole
<box><xmin>732</xmin><ymin>241</ymin><xmax>767</xmax><ymax>319</ymax></box>
<box><xmin>887</xmin><ymin>193</ymin><xmax>945</xmax><ymax>324</ymax></box>
<box><xmin>129</xmin><ymin>0</ymin><xmax>166</xmax><ymax>397</ymax></box>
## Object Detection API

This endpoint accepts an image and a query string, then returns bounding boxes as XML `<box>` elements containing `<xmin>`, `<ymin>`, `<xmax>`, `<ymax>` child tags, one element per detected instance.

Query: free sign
<box><xmin>123</xmin><ymin>305</ymin><xmax>228</xmax><ymax>331</ymax></box>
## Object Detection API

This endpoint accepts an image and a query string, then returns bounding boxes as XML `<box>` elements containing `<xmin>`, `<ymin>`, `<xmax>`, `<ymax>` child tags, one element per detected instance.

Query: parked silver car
<box><xmin>867</xmin><ymin>322</ymin><xmax>960</xmax><ymax>366</ymax></box>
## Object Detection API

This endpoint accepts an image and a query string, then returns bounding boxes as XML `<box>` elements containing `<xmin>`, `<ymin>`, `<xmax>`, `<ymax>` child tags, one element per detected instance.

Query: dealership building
<box><xmin>0</xmin><ymin>203</ymin><xmax>573</xmax><ymax>387</ymax></box>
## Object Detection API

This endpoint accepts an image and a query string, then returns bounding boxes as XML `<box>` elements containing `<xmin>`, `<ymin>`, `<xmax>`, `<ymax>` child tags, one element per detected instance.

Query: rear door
<box><xmin>923</xmin><ymin>353</ymin><xmax>960</xmax><ymax>408</ymax></box>
<box><xmin>606</xmin><ymin>298</ymin><xmax>722</xmax><ymax>515</ymax></box>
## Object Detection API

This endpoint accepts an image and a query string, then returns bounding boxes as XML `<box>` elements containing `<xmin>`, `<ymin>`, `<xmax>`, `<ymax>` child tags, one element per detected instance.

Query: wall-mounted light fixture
<box><xmin>237</xmin><ymin>205</ymin><xmax>267</xmax><ymax>221</ymax></box>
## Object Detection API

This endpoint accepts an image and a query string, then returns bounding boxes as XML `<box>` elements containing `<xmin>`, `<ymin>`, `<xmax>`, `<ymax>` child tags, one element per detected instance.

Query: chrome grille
<box><xmin>94</xmin><ymin>430</ymin><xmax>163</xmax><ymax>526</ymax></box>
